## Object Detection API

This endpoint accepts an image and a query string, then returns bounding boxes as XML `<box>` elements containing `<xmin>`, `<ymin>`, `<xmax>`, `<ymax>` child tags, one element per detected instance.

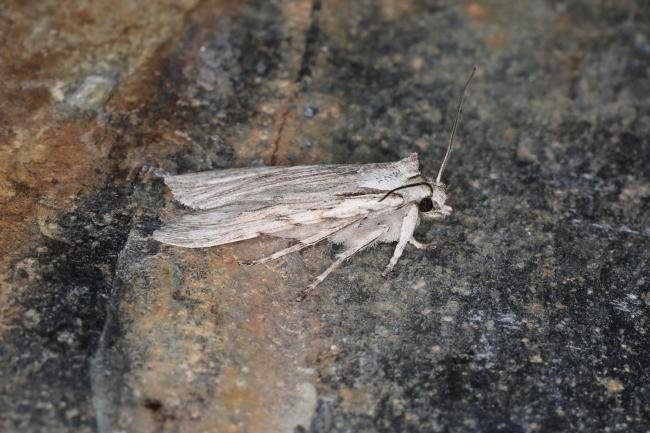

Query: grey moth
<box><xmin>154</xmin><ymin>68</ymin><xmax>475</xmax><ymax>300</ymax></box>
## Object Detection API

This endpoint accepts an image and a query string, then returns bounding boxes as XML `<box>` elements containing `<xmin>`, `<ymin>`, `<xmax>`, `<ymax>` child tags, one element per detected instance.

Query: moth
<box><xmin>154</xmin><ymin>68</ymin><xmax>475</xmax><ymax>300</ymax></box>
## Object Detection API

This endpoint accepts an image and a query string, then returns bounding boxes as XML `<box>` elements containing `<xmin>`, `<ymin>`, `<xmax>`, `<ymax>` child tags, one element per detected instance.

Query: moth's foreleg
<box><xmin>409</xmin><ymin>238</ymin><xmax>438</xmax><ymax>252</ymax></box>
<box><xmin>297</xmin><ymin>225</ymin><xmax>388</xmax><ymax>302</ymax></box>
<box><xmin>382</xmin><ymin>205</ymin><xmax>419</xmax><ymax>277</ymax></box>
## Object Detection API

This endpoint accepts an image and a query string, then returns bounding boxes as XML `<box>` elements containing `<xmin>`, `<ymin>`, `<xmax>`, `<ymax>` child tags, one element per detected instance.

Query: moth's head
<box><xmin>418</xmin><ymin>181</ymin><xmax>452</xmax><ymax>220</ymax></box>
<box><xmin>421</xmin><ymin>65</ymin><xmax>475</xmax><ymax>222</ymax></box>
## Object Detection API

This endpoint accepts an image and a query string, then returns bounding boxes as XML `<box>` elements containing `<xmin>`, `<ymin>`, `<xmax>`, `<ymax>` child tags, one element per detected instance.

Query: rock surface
<box><xmin>1</xmin><ymin>1</ymin><xmax>648</xmax><ymax>432</ymax></box>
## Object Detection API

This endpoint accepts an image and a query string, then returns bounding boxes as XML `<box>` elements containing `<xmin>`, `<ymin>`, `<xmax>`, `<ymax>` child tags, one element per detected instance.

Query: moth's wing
<box><xmin>163</xmin><ymin>153</ymin><xmax>421</xmax><ymax>210</ymax></box>
<box><xmin>152</xmin><ymin>193</ymin><xmax>404</xmax><ymax>248</ymax></box>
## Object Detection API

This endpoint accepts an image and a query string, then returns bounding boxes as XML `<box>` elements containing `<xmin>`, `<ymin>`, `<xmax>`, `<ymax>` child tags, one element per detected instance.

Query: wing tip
<box><xmin>397</xmin><ymin>152</ymin><xmax>420</xmax><ymax>173</ymax></box>
<box><xmin>152</xmin><ymin>225</ymin><xmax>253</xmax><ymax>249</ymax></box>
<box><xmin>405</xmin><ymin>152</ymin><xmax>419</xmax><ymax>163</ymax></box>
<box><xmin>152</xmin><ymin>229</ymin><xmax>175</xmax><ymax>246</ymax></box>
<box><xmin>152</xmin><ymin>228</ymin><xmax>203</xmax><ymax>248</ymax></box>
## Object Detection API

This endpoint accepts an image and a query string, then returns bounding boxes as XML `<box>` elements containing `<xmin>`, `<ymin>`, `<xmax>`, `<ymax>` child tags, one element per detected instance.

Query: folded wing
<box><xmin>162</xmin><ymin>153</ymin><xmax>420</xmax><ymax>210</ymax></box>
<box><xmin>153</xmin><ymin>154</ymin><xmax>420</xmax><ymax>247</ymax></box>
<box><xmin>153</xmin><ymin>194</ymin><xmax>404</xmax><ymax>247</ymax></box>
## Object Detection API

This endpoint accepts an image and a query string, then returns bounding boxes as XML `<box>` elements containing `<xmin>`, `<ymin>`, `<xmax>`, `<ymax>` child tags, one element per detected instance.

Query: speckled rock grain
<box><xmin>1</xmin><ymin>1</ymin><xmax>649</xmax><ymax>432</ymax></box>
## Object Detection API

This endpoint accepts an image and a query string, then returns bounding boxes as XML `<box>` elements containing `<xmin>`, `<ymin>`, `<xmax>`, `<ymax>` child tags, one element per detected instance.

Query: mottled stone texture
<box><xmin>1</xmin><ymin>1</ymin><xmax>648</xmax><ymax>432</ymax></box>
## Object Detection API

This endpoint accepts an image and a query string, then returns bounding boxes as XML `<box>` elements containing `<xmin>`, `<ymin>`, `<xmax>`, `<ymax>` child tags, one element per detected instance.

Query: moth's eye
<box><xmin>418</xmin><ymin>198</ymin><xmax>434</xmax><ymax>212</ymax></box>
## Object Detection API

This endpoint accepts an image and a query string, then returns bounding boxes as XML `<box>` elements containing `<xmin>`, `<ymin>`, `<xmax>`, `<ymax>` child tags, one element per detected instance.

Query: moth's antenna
<box><xmin>435</xmin><ymin>66</ymin><xmax>477</xmax><ymax>184</ymax></box>
<box><xmin>378</xmin><ymin>182</ymin><xmax>434</xmax><ymax>202</ymax></box>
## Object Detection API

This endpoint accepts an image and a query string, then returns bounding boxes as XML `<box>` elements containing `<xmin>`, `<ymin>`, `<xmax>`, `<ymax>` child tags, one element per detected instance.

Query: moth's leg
<box><xmin>250</xmin><ymin>242</ymin><xmax>312</xmax><ymax>265</ymax></box>
<box><xmin>382</xmin><ymin>205</ymin><xmax>419</xmax><ymax>277</ymax></box>
<box><xmin>251</xmin><ymin>235</ymin><xmax>327</xmax><ymax>265</ymax></box>
<box><xmin>250</xmin><ymin>223</ymin><xmax>356</xmax><ymax>265</ymax></box>
<box><xmin>297</xmin><ymin>226</ymin><xmax>388</xmax><ymax>302</ymax></box>
<box><xmin>409</xmin><ymin>238</ymin><xmax>438</xmax><ymax>252</ymax></box>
